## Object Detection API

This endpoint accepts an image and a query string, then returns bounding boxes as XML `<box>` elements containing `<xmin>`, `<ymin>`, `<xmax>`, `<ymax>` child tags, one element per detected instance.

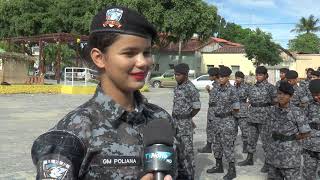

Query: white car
<box><xmin>191</xmin><ymin>75</ymin><xmax>235</xmax><ymax>90</ymax></box>
<box><xmin>191</xmin><ymin>75</ymin><xmax>213</xmax><ymax>90</ymax></box>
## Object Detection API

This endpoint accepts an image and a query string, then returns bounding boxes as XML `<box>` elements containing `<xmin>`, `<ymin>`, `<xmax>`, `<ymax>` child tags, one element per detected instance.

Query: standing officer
<box><xmin>31</xmin><ymin>6</ymin><xmax>174</xmax><ymax>180</ymax></box>
<box><xmin>234</xmin><ymin>71</ymin><xmax>250</xmax><ymax>153</ymax></box>
<box><xmin>267</xmin><ymin>81</ymin><xmax>310</xmax><ymax>180</ymax></box>
<box><xmin>206</xmin><ymin>66</ymin><xmax>239</xmax><ymax>180</ymax></box>
<box><xmin>300</xmin><ymin>68</ymin><xmax>314</xmax><ymax>101</ymax></box>
<box><xmin>198</xmin><ymin>67</ymin><xmax>219</xmax><ymax>153</ymax></box>
<box><xmin>302</xmin><ymin>79</ymin><xmax>320</xmax><ymax>180</ymax></box>
<box><xmin>285</xmin><ymin>70</ymin><xmax>309</xmax><ymax>108</ymax></box>
<box><xmin>238</xmin><ymin>66</ymin><xmax>277</xmax><ymax>173</ymax></box>
<box><xmin>172</xmin><ymin>63</ymin><xmax>201</xmax><ymax>180</ymax></box>
<box><xmin>275</xmin><ymin>68</ymin><xmax>289</xmax><ymax>88</ymax></box>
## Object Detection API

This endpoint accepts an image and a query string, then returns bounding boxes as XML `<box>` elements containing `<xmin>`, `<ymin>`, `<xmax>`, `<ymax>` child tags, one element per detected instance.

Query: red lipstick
<box><xmin>130</xmin><ymin>72</ymin><xmax>146</xmax><ymax>81</ymax></box>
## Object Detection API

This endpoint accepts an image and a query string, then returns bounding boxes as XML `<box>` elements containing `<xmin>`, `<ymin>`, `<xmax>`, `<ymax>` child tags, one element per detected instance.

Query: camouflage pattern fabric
<box><xmin>300</xmin><ymin>79</ymin><xmax>313</xmax><ymax>102</ymax></box>
<box><xmin>206</xmin><ymin>80</ymin><xmax>220</xmax><ymax>144</ymax></box>
<box><xmin>303</xmin><ymin>99</ymin><xmax>320</xmax><ymax>180</ymax></box>
<box><xmin>247</xmin><ymin>80</ymin><xmax>277</xmax><ymax>155</ymax></box>
<box><xmin>290</xmin><ymin>84</ymin><xmax>309</xmax><ymax>107</ymax></box>
<box><xmin>266</xmin><ymin>105</ymin><xmax>310</xmax><ymax>176</ymax></box>
<box><xmin>172</xmin><ymin>80</ymin><xmax>200</xmax><ymax>179</ymax></box>
<box><xmin>33</xmin><ymin>84</ymin><xmax>177</xmax><ymax>180</ymax></box>
<box><xmin>234</xmin><ymin>82</ymin><xmax>250</xmax><ymax>143</ymax></box>
<box><xmin>210</xmin><ymin>82</ymin><xmax>240</xmax><ymax>163</ymax></box>
<box><xmin>268</xmin><ymin>166</ymin><xmax>301</xmax><ymax>180</ymax></box>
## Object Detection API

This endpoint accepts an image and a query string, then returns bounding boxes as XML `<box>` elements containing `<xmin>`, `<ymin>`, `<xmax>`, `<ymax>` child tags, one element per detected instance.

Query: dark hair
<box><xmin>84</xmin><ymin>32</ymin><xmax>120</xmax><ymax>71</ymax></box>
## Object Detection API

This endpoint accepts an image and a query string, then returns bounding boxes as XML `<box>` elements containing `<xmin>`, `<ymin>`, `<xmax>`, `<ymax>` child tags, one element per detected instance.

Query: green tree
<box><xmin>44</xmin><ymin>44</ymin><xmax>76</xmax><ymax>70</ymax></box>
<box><xmin>243</xmin><ymin>28</ymin><xmax>282</xmax><ymax>66</ymax></box>
<box><xmin>288</xmin><ymin>33</ymin><xmax>320</xmax><ymax>53</ymax></box>
<box><xmin>1</xmin><ymin>0</ymin><xmax>218</xmax><ymax>46</ymax></box>
<box><xmin>218</xmin><ymin>22</ymin><xmax>252</xmax><ymax>43</ymax></box>
<box><xmin>291</xmin><ymin>15</ymin><xmax>320</xmax><ymax>34</ymax></box>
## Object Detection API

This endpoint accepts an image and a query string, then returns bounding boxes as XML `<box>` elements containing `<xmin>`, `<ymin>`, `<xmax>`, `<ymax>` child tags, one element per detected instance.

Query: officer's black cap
<box><xmin>235</xmin><ymin>71</ymin><xmax>244</xmax><ymax>78</ymax></box>
<box><xmin>219</xmin><ymin>66</ymin><xmax>232</xmax><ymax>77</ymax></box>
<box><xmin>255</xmin><ymin>66</ymin><xmax>268</xmax><ymax>74</ymax></box>
<box><xmin>208</xmin><ymin>67</ymin><xmax>219</xmax><ymax>77</ymax></box>
<box><xmin>285</xmin><ymin>70</ymin><xmax>298</xmax><ymax>79</ymax></box>
<box><xmin>174</xmin><ymin>63</ymin><xmax>189</xmax><ymax>75</ymax></box>
<box><xmin>90</xmin><ymin>6</ymin><xmax>157</xmax><ymax>40</ymax></box>
<box><xmin>280</xmin><ymin>68</ymin><xmax>289</xmax><ymax>74</ymax></box>
<box><xmin>309</xmin><ymin>79</ymin><xmax>320</xmax><ymax>94</ymax></box>
<box><xmin>278</xmin><ymin>81</ymin><xmax>294</xmax><ymax>96</ymax></box>
<box><xmin>311</xmin><ymin>70</ymin><xmax>320</xmax><ymax>77</ymax></box>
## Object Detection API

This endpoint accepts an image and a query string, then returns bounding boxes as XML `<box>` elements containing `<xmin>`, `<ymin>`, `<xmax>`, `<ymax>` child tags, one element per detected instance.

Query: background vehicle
<box><xmin>191</xmin><ymin>75</ymin><xmax>212</xmax><ymax>90</ymax></box>
<box><xmin>150</xmin><ymin>69</ymin><xmax>196</xmax><ymax>88</ymax></box>
<box><xmin>191</xmin><ymin>75</ymin><xmax>235</xmax><ymax>90</ymax></box>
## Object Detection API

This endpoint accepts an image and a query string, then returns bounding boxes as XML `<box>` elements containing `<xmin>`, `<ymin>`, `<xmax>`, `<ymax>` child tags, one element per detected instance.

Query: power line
<box><xmin>239</xmin><ymin>23</ymin><xmax>296</xmax><ymax>26</ymax></box>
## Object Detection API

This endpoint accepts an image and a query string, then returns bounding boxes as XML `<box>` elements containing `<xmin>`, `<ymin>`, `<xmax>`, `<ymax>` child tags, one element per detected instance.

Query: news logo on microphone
<box><xmin>142</xmin><ymin>119</ymin><xmax>176</xmax><ymax>180</ymax></box>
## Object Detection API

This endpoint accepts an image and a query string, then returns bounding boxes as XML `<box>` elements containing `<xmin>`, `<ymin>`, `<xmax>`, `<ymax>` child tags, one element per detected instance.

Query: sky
<box><xmin>206</xmin><ymin>0</ymin><xmax>320</xmax><ymax>48</ymax></box>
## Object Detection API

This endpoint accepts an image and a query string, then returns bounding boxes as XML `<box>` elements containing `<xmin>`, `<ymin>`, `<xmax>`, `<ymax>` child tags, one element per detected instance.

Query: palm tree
<box><xmin>291</xmin><ymin>15</ymin><xmax>320</xmax><ymax>34</ymax></box>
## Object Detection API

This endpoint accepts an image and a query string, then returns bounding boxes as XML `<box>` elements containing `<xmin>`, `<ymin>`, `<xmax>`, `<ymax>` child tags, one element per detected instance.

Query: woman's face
<box><xmin>92</xmin><ymin>34</ymin><xmax>152</xmax><ymax>92</ymax></box>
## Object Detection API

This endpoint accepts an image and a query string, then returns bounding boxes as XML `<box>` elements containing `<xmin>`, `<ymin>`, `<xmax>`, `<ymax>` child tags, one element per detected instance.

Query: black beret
<box><xmin>219</xmin><ymin>66</ymin><xmax>232</xmax><ymax>77</ymax></box>
<box><xmin>309</xmin><ymin>79</ymin><xmax>320</xmax><ymax>93</ymax></box>
<box><xmin>279</xmin><ymin>81</ymin><xmax>294</xmax><ymax>96</ymax></box>
<box><xmin>311</xmin><ymin>70</ymin><xmax>320</xmax><ymax>77</ymax></box>
<box><xmin>280</xmin><ymin>68</ymin><xmax>289</xmax><ymax>74</ymax></box>
<box><xmin>235</xmin><ymin>71</ymin><xmax>244</xmax><ymax>78</ymax></box>
<box><xmin>90</xmin><ymin>6</ymin><xmax>157</xmax><ymax>40</ymax></box>
<box><xmin>255</xmin><ymin>66</ymin><xmax>268</xmax><ymax>74</ymax></box>
<box><xmin>174</xmin><ymin>63</ymin><xmax>189</xmax><ymax>75</ymax></box>
<box><xmin>208</xmin><ymin>67</ymin><xmax>219</xmax><ymax>76</ymax></box>
<box><xmin>285</xmin><ymin>70</ymin><xmax>298</xmax><ymax>79</ymax></box>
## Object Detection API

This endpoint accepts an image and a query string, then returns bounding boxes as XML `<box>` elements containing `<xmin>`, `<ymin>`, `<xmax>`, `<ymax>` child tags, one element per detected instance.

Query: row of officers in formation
<box><xmin>172</xmin><ymin>63</ymin><xmax>320</xmax><ymax>180</ymax></box>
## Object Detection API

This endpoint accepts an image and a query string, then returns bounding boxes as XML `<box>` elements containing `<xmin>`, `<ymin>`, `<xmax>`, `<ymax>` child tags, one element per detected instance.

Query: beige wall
<box><xmin>1</xmin><ymin>59</ymin><xmax>29</xmax><ymax>84</ymax></box>
<box><xmin>201</xmin><ymin>53</ymin><xmax>256</xmax><ymax>75</ymax></box>
<box><xmin>294</xmin><ymin>54</ymin><xmax>320</xmax><ymax>78</ymax></box>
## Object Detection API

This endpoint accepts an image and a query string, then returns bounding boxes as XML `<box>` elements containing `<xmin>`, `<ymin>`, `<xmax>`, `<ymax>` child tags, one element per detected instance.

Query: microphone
<box><xmin>142</xmin><ymin>119</ymin><xmax>175</xmax><ymax>180</ymax></box>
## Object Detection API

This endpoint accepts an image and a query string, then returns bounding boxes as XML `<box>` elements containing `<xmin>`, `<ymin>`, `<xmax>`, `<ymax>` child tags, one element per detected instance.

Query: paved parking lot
<box><xmin>0</xmin><ymin>88</ymin><xmax>267</xmax><ymax>180</ymax></box>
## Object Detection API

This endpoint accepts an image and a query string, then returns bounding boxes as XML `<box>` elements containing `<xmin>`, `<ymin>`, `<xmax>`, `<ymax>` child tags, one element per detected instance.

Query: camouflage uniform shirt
<box><xmin>37</xmin><ymin>84</ymin><xmax>175</xmax><ymax>179</ymax></box>
<box><xmin>303</xmin><ymin>100</ymin><xmax>320</xmax><ymax>152</ymax></box>
<box><xmin>172</xmin><ymin>80</ymin><xmax>201</xmax><ymax>120</ymax></box>
<box><xmin>247</xmin><ymin>80</ymin><xmax>277</xmax><ymax>124</ymax></box>
<box><xmin>290</xmin><ymin>84</ymin><xmax>309</xmax><ymax>107</ymax></box>
<box><xmin>268</xmin><ymin>104</ymin><xmax>311</xmax><ymax>168</ymax></box>
<box><xmin>211</xmin><ymin>83</ymin><xmax>240</xmax><ymax>115</ymax></box>
<box><xmin>234</xmin><ymin>82</ymin><xmax>250</xmax><ymax>118</ymax></box>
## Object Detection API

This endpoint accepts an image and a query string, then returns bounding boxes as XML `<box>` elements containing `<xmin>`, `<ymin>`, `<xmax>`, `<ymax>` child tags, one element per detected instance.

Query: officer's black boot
<box><xmin>207</xmin><ymin>158</ymin><xmax>224</xmax><ymax>173</ymax></box>
<box><xmin>197</xmin><ymin>142</ymin><xmax>212</xmax><ymax>153</ymax></box>
<box><xmin>242</xmin><ymin>141</ymin><xmax>248</xmax><ymax>153</ymax></box>
<box><xmin>223</xmin><ymin>162</ymin><xmax>236</xmax><ymax>180</ymax></box>
<box><xmin>260</xmin><ymin>162</ymin><xmax>269</xmax><ymax>173</ymax></box>
<box><xmin>237</xmin><ymin>152</ymin><xmax>254</xmax><ymax>166</ymax></box>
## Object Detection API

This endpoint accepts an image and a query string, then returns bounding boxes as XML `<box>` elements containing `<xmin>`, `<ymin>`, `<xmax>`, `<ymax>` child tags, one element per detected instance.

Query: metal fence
<box><xmin>64</xmin><ymin>67</ymin><xmax>98</xmax><ymax>86</ymax></box>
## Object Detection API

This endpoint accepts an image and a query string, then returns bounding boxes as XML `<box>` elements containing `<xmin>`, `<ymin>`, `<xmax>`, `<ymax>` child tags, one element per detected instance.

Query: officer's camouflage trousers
<box><xmin>235</xmin><ymin>117</ymin><xmax>249</xmax><ymax>143</ymax></box>
<box><xmin>174</xmin><ymin>117</ymin><xmax>194</xmax><ymax>180</ymax></box>
<box><xmin>268</xmin><ymin>165</ymin><xmax>301</xmax><ymax>180</ymax></box>
<box><xmin>302</xmin><ymin>149</ymin><xmax>320</xmax><ymax>180</ymax></box>
<box><xmin>211</xmin><ymin>117</ymin><xmax>237</xmax><ymax>163</ymax></box>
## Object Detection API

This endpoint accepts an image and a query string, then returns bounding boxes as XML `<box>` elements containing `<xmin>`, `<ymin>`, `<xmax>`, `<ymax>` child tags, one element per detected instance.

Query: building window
<box><xmin>231</xmin><ymin>65</ymin><xmax>240</xmax><ymax>75</ymax></box>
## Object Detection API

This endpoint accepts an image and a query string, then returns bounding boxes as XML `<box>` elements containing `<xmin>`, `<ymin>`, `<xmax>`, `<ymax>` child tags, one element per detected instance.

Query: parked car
<box><xmin>191</xmin><ymin>75</ymin><xmax>212</xmax><ymax>90</ymax></box>
<box><xmin>191</xmin><ymin>75</ymin><xmax>235</xmax><ymax>90</ymax></box>
<box><xmin>150</xmin><ymin>69</ymin><xmax>196</xmax><ymax>88</ymax></box>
